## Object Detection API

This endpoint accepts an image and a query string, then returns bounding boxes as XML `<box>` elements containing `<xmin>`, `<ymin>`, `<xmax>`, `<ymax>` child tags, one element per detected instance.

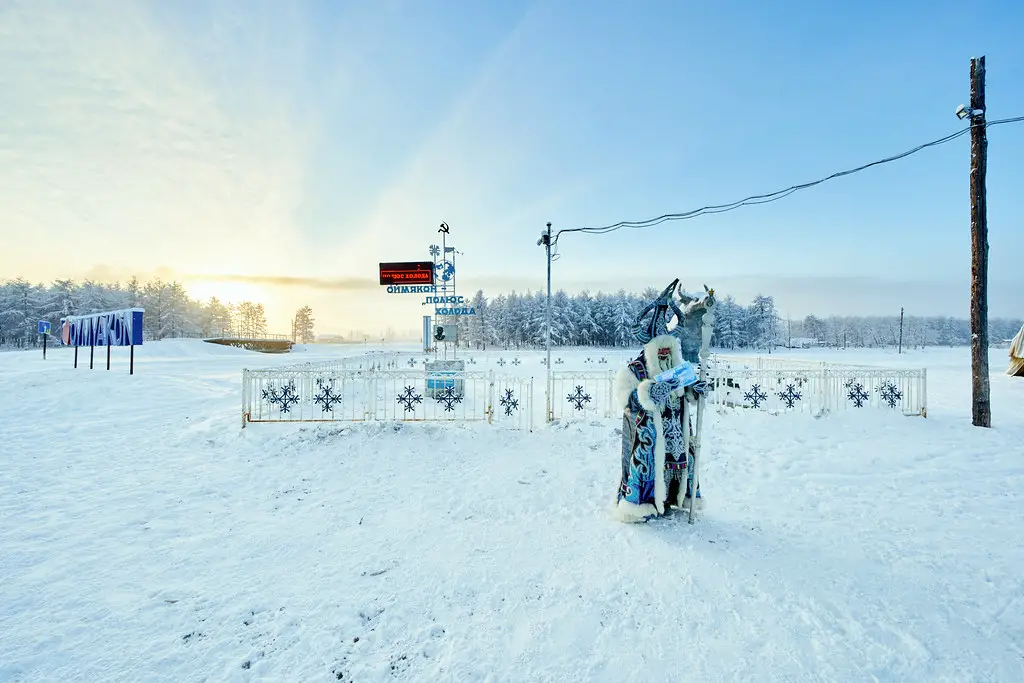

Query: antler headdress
<box><xmin>630</xmin><ymin>279</ymin><xmax>687</xmax><ymax>344</ymax></box>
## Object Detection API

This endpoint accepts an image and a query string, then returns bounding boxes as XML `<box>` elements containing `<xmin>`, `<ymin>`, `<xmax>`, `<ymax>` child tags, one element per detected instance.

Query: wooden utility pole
<box><xmin>898</xmin><ymin>307</ymin><xmax>904</xmax><ymax>354</ymax></box>
<box><xmin>969</xmin><ymin>56</ymin><xmax>991</xmax><ymax>427</ymax></box>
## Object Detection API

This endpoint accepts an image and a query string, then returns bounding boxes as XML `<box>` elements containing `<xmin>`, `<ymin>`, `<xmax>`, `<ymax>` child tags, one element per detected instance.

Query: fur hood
<box><xmin>613</xmin><ymin>334</ymin><xmax>689</xmax><ymax>411</ymax></box>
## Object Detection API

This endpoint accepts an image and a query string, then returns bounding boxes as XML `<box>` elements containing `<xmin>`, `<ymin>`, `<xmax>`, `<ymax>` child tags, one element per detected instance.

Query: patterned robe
<box><xmin>613</xmin><ymin>334</ymin><xmax>701</xmax><ymax>521</ymax></box>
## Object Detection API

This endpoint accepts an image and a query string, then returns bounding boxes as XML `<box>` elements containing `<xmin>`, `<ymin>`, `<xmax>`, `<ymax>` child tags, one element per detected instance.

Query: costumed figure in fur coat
<box><xmin>613</xmin><ymin>279</ymin><xmax>715</xmax><ymax>522</ymax></box>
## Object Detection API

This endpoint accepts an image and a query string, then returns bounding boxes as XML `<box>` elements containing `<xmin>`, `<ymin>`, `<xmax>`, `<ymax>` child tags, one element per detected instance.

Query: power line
<box><xmin>554</xmin><ymin>115</ymin><xmax>1024</xmax><ymax>242</ymax></box>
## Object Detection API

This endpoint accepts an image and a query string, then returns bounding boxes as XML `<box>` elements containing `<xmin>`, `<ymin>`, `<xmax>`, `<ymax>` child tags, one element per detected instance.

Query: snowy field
<box><xmin>2</xmin><ymin>340</ymin><xmax>1023</xmax><ymax>682</ymax></box>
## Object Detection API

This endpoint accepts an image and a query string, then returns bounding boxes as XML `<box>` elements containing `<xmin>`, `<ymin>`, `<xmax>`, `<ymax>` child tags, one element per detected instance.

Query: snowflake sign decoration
<box><xmin>567</xmin><ymin>385</ymin><xmax>592</xmax><ymax>411</ymax></box>
<box><xmin>434</xmin><ymin>386</ymin><xmax>464</xmax><ymax>412</ymax></box>
<box><xmin>429</xmin><ymin>244</ymin><xmax>440</xmax><ymax>259</ymax></box>
<box><xmin>499</xmin><ymin>388</ymin><xmax>519</xmax><ymax>416</ymax></box>
<box><xmin>777</xmin><ymin>384</ymin><xmax>802</xmax><ymax>409</ymax></box>
<box><xmin>313</xmin><ymin>378</ymin><xmax>342</xmax><ymax>413</ymax></box>
<box><xmin>743</xmin><ymin>384</ymin><xmax>768</xmax><ymax>408</ymax></box>
<box><xmin>511</xmin><ymin>358</ymin><xmax>521</xmax><ymax>366</ymax></box>
<box><xmin>407</xmin><ymin>358</ymin><xmax>418</xmax><ymax>368</ymax></box>
<box><xmin>496</xmin><ymin>358</ymin><xmax>506</xmax><ymax>367</ymax></box>
<box><xmin>263</xmin><ymin>382</ymin><xmax>300</xmax><ymax>414</ymax></box>
<box><xmin>848</xmin><ymin>383</ymin><xmax>870</xmax><ymax>408</ymax></box>
<box><xmin>396</xmin><ymin>386</ymin><xmax>423</xmax><ymax>413</ymax></box>
<box><xmin>878</xmin><ymin>382</ymin><xmax>903</xmax><ymax>409</ymax></box>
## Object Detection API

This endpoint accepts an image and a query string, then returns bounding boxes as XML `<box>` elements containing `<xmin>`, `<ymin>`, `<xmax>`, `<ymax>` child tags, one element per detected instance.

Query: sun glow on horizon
<box><xmin>183</xmin><ymin>278</ymin><xmax>270</xmax><ymax>307</ymax></box>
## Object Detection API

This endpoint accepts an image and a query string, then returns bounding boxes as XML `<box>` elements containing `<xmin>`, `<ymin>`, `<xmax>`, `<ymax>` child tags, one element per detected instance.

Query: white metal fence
<box><xmin>548</xmin><ymin>370</ymin><xmax>617</xmax><ymax>421</ymax></box>
<box><xmin>543</xmin><ymin>356</ymin><xmax>927</xmax><ymax>421</ymax></box>
<box><xmin>704</xmin><ymin>355</ymin><xmax>927</xmax><ymax>417</ymax></box>
<box><xmin>243</xmin><ymin>354</ymin><xmax>926</xmax><ymax>428</ymax></box>
<box><xmin>242</xmin><ymin>365</ymin><xmax>534</xmax><ymax>429</ymax></box>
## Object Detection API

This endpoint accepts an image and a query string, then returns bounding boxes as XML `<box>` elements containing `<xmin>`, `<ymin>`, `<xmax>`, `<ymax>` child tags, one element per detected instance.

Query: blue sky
<box><xmin>1</xmin><ymin>0</ymin><xmax>1022</xmax><ymax>333</ymax></box>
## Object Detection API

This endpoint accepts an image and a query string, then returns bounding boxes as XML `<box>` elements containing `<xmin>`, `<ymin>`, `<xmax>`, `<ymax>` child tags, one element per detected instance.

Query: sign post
<box><xmin>59</xmin><ymin>308</ymin><xmax>144</xmax><ymax>375</ymax></box>
<box><xmin>37</xmin><ymin>320</ymin><xmax>50</xmax><ymax>359</ymax></box>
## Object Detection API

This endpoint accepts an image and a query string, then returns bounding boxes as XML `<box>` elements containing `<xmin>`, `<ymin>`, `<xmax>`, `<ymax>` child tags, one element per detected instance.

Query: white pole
<box><xmin>689</xmin><ymin>292</ymin><xmax>715</xmax><ymax>524</ymax></box>
<box><xmin>543</xmin><ymin>222</ymin><xmax>553</xmax><ymax>423</ymax></box>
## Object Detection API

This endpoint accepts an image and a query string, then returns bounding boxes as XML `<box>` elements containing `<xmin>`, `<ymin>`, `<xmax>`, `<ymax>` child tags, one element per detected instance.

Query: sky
<box><xmin>1</xmin><ymin>0</ymin><xmax>1022</xmax><ymax>335</ymax></box>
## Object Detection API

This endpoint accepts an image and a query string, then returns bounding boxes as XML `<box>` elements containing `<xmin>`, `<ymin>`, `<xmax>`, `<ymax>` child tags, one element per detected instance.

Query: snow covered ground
<box><xmin>2</xmin><ymin>340</ymin><xmax>1023</xmax><ymax>682</ymax></box>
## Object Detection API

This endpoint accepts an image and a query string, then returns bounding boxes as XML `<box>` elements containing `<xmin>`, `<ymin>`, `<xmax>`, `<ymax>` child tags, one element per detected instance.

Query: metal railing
<box><xmin>705</xmin><ymin>360</ymin><xmax>927</xmax><ymax>417</ymax></box>
<box><xmin>242</xmin><ymin>366</ymin><xmax>534</xmax><ymax>429</ymax></box>
<box><xmin>548</xmin><ymin>370</ymin><xmax>617</xmax><ymax>422</ymax></box>
<box><xmin>544</xmin><ymin>357</ymin><xmax>927</xmax><ymax>421</ymax></box>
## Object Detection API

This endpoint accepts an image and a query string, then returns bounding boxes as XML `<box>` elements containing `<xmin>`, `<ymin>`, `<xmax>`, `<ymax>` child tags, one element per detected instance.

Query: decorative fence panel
<box><xmin>544</xmin><ymin>358</ymin><xmax>926</xmax><ymax>421</ymax></box>
<box><xmin>243</xmin><ymin>366</ymin><xmax>534</xmax><ymax>429</ymax></box>
<box><xmin>705</xmin><ymin>358</ymin><xmax>927</xmax><ymax>417</ymax></box>
<box><xmin>548</xmin><ymin>371</ymin><xmax>617</xmax><ymax>422</ymax></box>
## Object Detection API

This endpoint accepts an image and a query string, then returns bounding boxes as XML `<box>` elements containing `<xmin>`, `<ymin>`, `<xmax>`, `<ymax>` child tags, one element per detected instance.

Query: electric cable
<box><xmin>554</xmin><ymin>116</ymin><xmax>1024</xmax><ymax>242</ymax></box>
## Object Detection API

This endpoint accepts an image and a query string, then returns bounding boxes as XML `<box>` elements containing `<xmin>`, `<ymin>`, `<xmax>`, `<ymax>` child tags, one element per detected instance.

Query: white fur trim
<box><xmin>642</xmin><ymin>334</ymin><xmax>683</xmax><ymax>380</ymax></box>
<box><xmin>642</xmin><ymin>334</ymin><xmax>687</xmax><ymax>401</ymax></box>
<box><xmin>612</xmin><ymin>499</ymin><xmax>659</xmax><ymax>523</ymax></box>
<box><xmin>675</xmin><ymin>469</ymin><xmax>689</xmax><ymax>507</ymax></box>
<box><xmin>613</xmin><ymin>366</ymin><xmax>640</xmax><ymax>412</ymax></box>
<box><xmin>635</xmin><ymin>379</ymin><xmax>659</xmax><ymax>413</ymax></box>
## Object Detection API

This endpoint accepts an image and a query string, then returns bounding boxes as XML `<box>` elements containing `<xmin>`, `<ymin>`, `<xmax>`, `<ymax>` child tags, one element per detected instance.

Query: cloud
<box><xmin>188</xmin><ymin>273</ymin><xmax>378</xmax><ymax>291</ymax></box>
<box><xmin>0</xmin><ymin>0</ymin><xmax>311</xmax><ymax>281</ymax></box>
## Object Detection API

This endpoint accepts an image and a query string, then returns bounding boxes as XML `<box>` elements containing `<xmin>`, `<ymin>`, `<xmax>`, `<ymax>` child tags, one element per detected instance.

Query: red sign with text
<box><xmin>379</xmin><ymin>261</ymin><xmax>435</xmax><ymax>286</ymax></box>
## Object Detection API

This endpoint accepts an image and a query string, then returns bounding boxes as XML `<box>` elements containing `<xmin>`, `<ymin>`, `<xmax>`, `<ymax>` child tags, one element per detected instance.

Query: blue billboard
<box><xmin>60</xmin><ymin>308</ymin><xmax>144</xmax><ymax>347</ymax></box>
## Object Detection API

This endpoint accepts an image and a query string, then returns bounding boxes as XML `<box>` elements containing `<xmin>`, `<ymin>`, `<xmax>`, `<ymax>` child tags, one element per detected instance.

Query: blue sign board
<box><xmin>37</xmin><ymin>320</ymin><xmax>50</xmax><ymax>335</ymax></box>
<box><xmin>60</xmin><ymin>308</ymin><xmax>144</xmax><ymax>347</ymax></box>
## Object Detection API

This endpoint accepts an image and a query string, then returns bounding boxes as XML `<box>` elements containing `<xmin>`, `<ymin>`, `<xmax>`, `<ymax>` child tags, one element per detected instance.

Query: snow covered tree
<box><xmin>293</xmin><ymin>305</ymin><xmax>315</xmax><ymax>343</ymax></box>
<box><xmin>712</xmin><ymin>295</ymin><xmax>745</xmax><ymax>349</ymax></box>
<box><xmin>159</xmin><ymin>281</ymin><xmax>192</xmax><ymax>338</ymax></box>
<box><xmin>748</xmin><ymin>295</ymin><xmax>780</xmax><ymax>351</ymax></box>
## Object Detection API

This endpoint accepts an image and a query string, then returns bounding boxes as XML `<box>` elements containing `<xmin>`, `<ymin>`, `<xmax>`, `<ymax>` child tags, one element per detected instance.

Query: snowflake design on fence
<box><xmin>407</xmin><ymin>358</ymin><xmax>418</xmax><ymax>368</ymax></box>
<box><xmin>466</xmin><ymin>357</ymin><xmax>477</xmax><ymax>365</ymax></box>
<box><xmin>396</xmin><ymin>386</ymin><xmax>423</xmax><ymax>413</ymax></box>
<box><xmin>555</xmin><ymin>358</ymin><xmax>564</xmax><ymax>365</ymax></box>
<box><xmin>511</xmin><ymin>358</ymin><xmax>521</xmax><ymax>366</ymax></box>
<box><xmin>777</xmin><ymin>383</ymin><xmax>802</xmax><ymax>409</ymax></box>
<box><xmin>499</xmin><ymin>388</ymin><xmax>519</xmax><ymax>416</ymax></box>
<box><xmin>313</xmin><ymin>378</ymin><xmax>342</xmax><ymax>413</ymax></box>
<box><xmin>567</xmin><ymin>385</ymin><xmax>592</xmax><ymax>411</ymax></box>
<box><xmin>599</xmin><ymin>357</ymin><xmax>608</xmax><ymax>364</ymax></box>
<box><xmin>434</xmin><ymin>386</ymin><xmax>464</xmax><ymax>412</ymax></box>
<box><xmin>497</xmin><ymin>358</ymin><xmax>506</xmax><ymax>367</ymax></box>
<box><xmin>263</xmin><ymin>381</ymin><xmax>300</xmax><ymax>414</ymax></box>
<box><xmin>848</xmin><ymin>382</ymin><xmax>870</xmax><ymax>408</ymax></box>
<box><xmin>878</xmin><ymin>382</ymin><xmax>903</xmax><ymax>408</ymax></box>
<box><xmin>585</xmin><ymin>358</ymin><xmax>593</xmax><ymax>364</ymax></box>
<box><xmin>743</xmin><ymin>384</ymin><xmax>768</xmax><ymax>408</ymax></box>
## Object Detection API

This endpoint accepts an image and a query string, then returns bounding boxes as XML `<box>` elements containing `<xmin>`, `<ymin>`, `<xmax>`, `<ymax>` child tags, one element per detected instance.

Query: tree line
<box><xmin>450</xmin><ymin>288</ymin><xmax>1022</xmax><ymax>351</ymax></box>
<box><xmin>0</xmin><ymin>278</ymin><xmax>315</xmax><ymax>347</ymax></box>
<box><xmin>2</xmin><ymin>276</ymin><xmax>1018</xmax><ymax>351</ymax></box>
